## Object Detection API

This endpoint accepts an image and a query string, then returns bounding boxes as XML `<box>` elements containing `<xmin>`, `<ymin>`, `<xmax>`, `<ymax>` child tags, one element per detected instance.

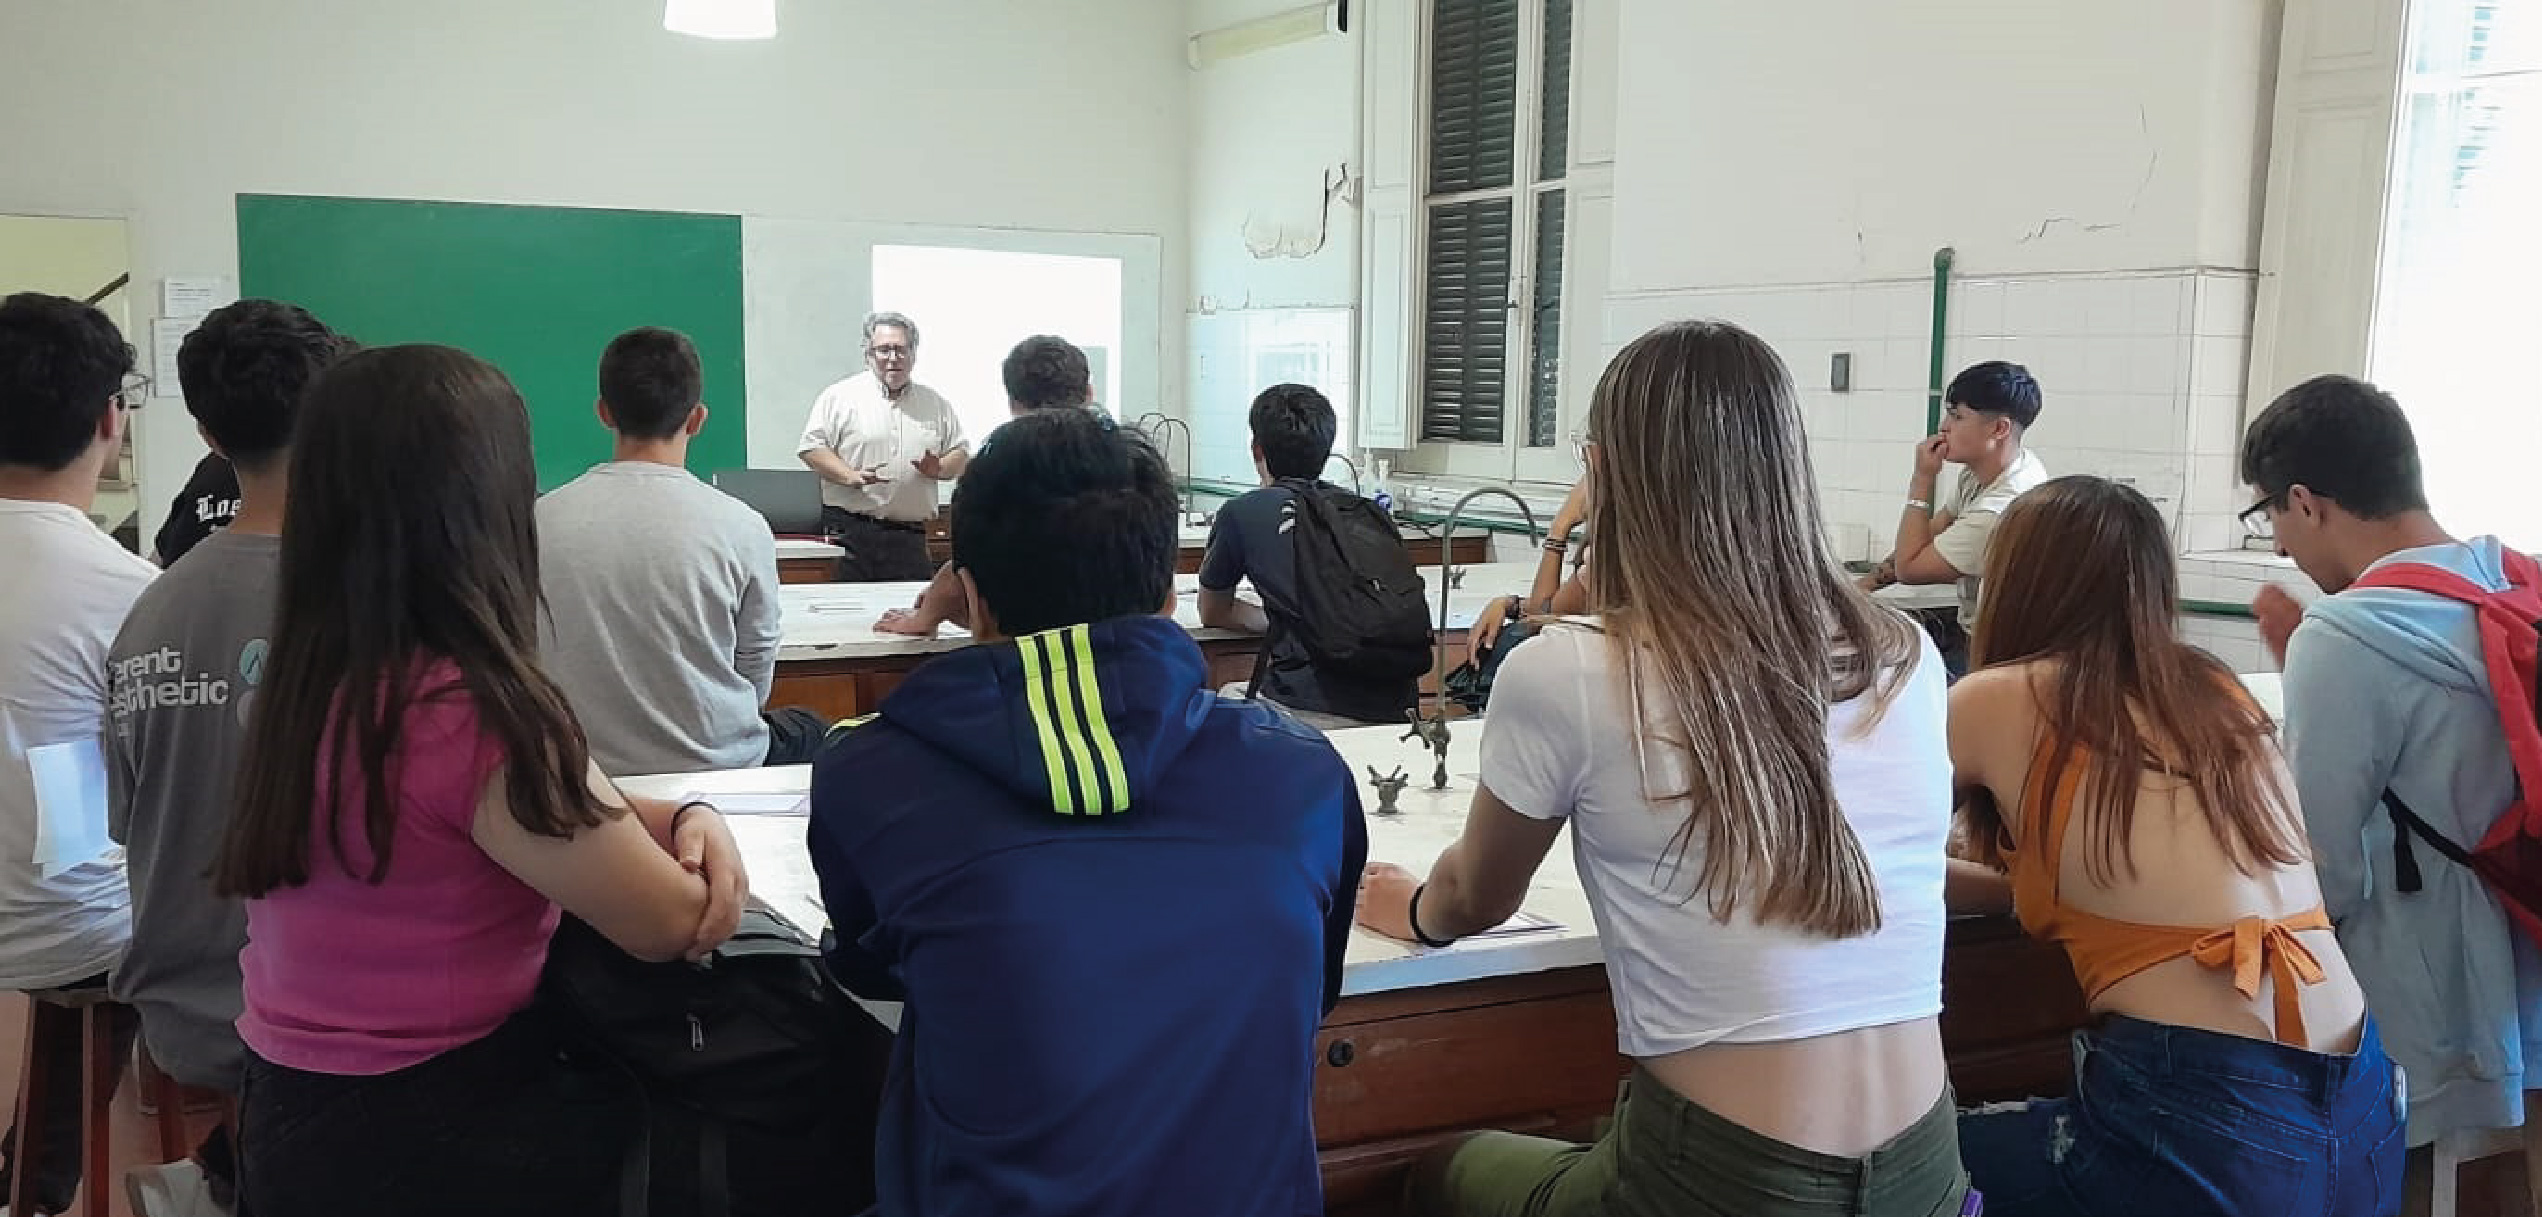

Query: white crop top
<box><xmin>1481</xmin><ymin>623</ymin><xmax>1951</xmax><ymax>1058</ymax></box>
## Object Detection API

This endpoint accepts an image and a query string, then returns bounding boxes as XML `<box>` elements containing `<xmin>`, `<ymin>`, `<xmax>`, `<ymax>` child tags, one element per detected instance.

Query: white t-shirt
<box><xmin>1481</xmin><ymin>622</ymin><xmax>1951</xmax><ymax>1059</ymax></box>
<box><xmin>1931</xmin><ymin>449</ymin><xmax>2049</xmax><ymax>629</ymax></box>
<box><xmin>0</xmin><ymin>499</ymin><xmax>154</xmax><ymax>989</ymax></box>
<box><xmin>795</xmin><ymin>372</ymin><xmax>967</xmax><ymax>522</ymax></box>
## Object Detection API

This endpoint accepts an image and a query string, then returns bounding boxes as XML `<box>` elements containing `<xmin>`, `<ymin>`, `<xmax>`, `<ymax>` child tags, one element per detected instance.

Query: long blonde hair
<box><xmin>1585</xmin><ymin>321</ymin><xmax>1922</xmax><ymax>937</ymax></box>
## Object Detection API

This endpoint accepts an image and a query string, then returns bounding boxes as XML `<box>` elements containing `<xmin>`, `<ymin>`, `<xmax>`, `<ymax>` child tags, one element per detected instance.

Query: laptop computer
<box><xmin>711</xmin><ymin>468</ymin><xmax>825</xmax><ymax>536</ymax></box>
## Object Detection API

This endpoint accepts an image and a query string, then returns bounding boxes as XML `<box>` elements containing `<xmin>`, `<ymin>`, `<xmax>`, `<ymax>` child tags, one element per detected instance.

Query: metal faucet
<box><xmin>1144</xmin><ymin>416</ymin><xmax>1197</xmax><ymax>521</ymax></box>
<box><xmin>1325</xmin><ymin>453</ymin><xmax>1364</xmax><ymax>496</ymax></box>
<box><xmin>1407</xmin><ymin>486</ymin><xmax>1542</xmax><ymax>789</ymax></box>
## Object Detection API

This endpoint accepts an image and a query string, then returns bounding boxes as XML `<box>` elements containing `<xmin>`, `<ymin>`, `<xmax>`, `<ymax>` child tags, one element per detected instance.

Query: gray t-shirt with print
<box><xmin>105</xmin><ymin>528</ymin><xmax>277</xmax><ymax>1089</ymax></box>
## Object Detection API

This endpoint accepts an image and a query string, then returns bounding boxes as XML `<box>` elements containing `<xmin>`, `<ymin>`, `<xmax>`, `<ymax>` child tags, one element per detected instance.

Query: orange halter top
<box><xmin>2001</xmin><ymin>734</ymin><xmax>2332</xmax><ymax>1047</ymax></box>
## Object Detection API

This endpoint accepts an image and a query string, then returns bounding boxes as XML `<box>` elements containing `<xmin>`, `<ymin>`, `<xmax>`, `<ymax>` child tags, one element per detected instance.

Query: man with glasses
<box><xmin>0</xmin><ymin>292</ymin><xmax>156</xmax><ymax>1215</ymax></box>
<box><xmin>2240</xmin><ymin>373</ymin><xmax>2542</xmax><ymax>1175</ymax></box>
<box><xmin>797</xmin><ymin>311</ymin><xmax>967</xmax><ymax>582</ymax></box>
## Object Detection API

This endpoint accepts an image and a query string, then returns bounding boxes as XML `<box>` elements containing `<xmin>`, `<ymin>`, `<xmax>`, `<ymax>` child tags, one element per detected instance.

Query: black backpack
<box><xmin>1250</xmin><ymin>480</ymin><xmax>1434</xmax><ymax>691</ymax></box>
<box><xmin>539</xmin><ymin>907</ymin><xmax>893</xmax><ymax>1217</ymax></box>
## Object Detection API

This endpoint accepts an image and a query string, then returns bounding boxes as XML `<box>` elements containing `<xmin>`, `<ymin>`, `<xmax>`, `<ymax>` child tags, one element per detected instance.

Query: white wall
<box><xmin>1604</xmin><ymin>0</ymin><xmax>2282</xmax><ymax>559</ymax></box>
<box><xmin>1610</xmin><ymin>0</ymin><xmax>2277</xmax><ymax>291</ymax></box>
<box><xmin>1183</xmin><ymin>0</ymin><xmax>1362</xmax><ymax>482</ymax></box>
<box><xmin>1186</xmin><ymin>0</ymin><xmax>1362</xmax><ymax>313</ymax></box>
<box><xmin>0</xmin><ymin>0</ymin><xmax>1190</xmax><ymax>535</ymax></box>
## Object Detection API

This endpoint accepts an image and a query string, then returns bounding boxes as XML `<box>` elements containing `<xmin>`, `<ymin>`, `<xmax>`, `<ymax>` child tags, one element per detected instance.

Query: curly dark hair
<box><xmin>1001</xmin><ymin>335</ymin><xmax>1093</xmax><ymax>410</ymax></box>
<box><xmin>178</xmin><ymin>299</ymin><xmax>353</xmax><ymax>472</ymax></box>
<box><xmin>0</xmin><ymin>292</ymin><xmax>135</xmax><ymax>472</ymax></box>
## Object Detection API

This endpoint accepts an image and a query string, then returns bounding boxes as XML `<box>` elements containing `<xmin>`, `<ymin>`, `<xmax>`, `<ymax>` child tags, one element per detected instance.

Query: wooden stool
<box><xmin>8</xmin><ymin>988</ymin><xmax>126</xmax><ymax>1217</ymax></box>
<box><xmin>131</xmin><ymin>1044</ymin><xmax>197</xmax><ymax>1166</ymax></box>
<box><xmin>2430</xmin><ymin>1122</ymin><xmax>2542</xmax><ymax>1217</ymax></box>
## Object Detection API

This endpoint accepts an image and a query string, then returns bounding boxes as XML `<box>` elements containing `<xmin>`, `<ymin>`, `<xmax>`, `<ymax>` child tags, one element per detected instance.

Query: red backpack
<box><xmin>2352</xmin><ymin>547</ymin><xmax>2542</xmax><ymax>948</ymax></box>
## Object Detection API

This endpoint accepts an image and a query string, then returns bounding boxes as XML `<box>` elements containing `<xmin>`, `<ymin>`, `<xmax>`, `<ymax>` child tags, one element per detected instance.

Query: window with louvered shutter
<box><xmin>1428</xmin><ymin>0</ymin><xmax>1521</xmax><ymax>195</ymax></box>
<box><xmin>1538</xmin><ymin>0</ymin><xmax>1573</xmax><ymax>182</ymax></box>
<box><xmin>1528</xmin><ymin>189</ymin><xmax>1566</xmax><ymax>447</ymax></box>
<box><xmin>1417</xmin><ymin>0</ymin><xmax>1573</xmax><ymax>449</ymax></box>
<box><xmin>1422</xmin><ymin>199</ymin><xmax>1514</xmax><ymax>443</ymax></box>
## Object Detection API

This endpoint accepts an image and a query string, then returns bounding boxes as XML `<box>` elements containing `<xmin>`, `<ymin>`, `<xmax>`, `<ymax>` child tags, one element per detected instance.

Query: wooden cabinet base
<box><xmin>771</xmin><ymin>637</ymin><xmax>1271</xmax><ymax>723</ymax></box>
<box><xmin>777</xmin><ymin>556</ymin><xmax>833</xmax><ymax>585</ymax></box>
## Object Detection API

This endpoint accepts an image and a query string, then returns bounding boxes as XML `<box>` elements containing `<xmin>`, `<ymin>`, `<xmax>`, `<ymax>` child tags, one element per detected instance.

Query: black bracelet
<box><xmin>670</xmin><ymin>800</ymin><xmax>715</xmax><ymax>833</ymax></box>
<box><xmin>1407</xmin><ymin>883</ymin><xmax>1459</xmax><ymax>949</ymax></box>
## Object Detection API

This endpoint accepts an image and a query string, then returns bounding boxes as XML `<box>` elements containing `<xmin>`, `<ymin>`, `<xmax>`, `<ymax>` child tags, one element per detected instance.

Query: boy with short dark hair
<box><xmin>1198</xmin><ymin>383</ymin><xmax>1420</xmax><ymax>727</ymax></box>
<box><xmin>0</xmin><ymin>291</ymin><xmax>155</xmax><ymax>1215</ymax></box>
<box><xmin>1864</xmin><ymin>360</ymin><xmax>2049</xmax><ymax>674</ymax></box>
<box><xmin>2242</xmin><ymin>374</ymin><xmax>2542</xmax><ymax>1160</ymax></box>
<box><xmin>809</xmin><ymin>408</ymin><xmax>1367</xmax><ymax>1217</ymax></box>
<box><xmin>538</xmin><ymin>326</ymin><xmax>820</xmax><ymax>774</ymax></box>
<box><xmin>106</xmin><ymin>297</ymin><xmax>350</xmax><ymax>1217</ymax></box>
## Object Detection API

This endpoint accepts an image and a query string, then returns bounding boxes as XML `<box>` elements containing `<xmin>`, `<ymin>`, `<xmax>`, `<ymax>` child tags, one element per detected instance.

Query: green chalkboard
<box><xmin>236</xmin><ymin>194</ymin><xmax>747</xmax><ymax>490</ymax></box>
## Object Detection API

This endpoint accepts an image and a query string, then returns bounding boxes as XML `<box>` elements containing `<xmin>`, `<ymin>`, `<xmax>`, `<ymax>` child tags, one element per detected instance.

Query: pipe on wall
<box><xmin>1925</xmin><ymin>246</ymin><xmax>1955</xmax><ymax>435</ymax></box>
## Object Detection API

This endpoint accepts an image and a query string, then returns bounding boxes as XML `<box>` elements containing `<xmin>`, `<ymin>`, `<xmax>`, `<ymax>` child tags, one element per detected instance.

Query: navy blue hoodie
<box><xmin>808</xmin><ymin>613</ymin><xmax>1368</xmax><ymax>1217</ymax></box>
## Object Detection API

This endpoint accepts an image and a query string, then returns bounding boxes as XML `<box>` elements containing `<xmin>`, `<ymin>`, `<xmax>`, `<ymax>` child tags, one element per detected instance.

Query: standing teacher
<box><xmin>797</xmin><ymin>311</ymin><xmax>969</xmax><ymax>582</ymax></box>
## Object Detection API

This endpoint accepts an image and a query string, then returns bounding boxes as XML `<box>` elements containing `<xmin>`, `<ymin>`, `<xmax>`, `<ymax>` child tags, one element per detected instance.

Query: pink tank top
<box><xmin>237</xmin><ymin>662</ymin><xmax>559</xmax><ymax>1076</ymax></box>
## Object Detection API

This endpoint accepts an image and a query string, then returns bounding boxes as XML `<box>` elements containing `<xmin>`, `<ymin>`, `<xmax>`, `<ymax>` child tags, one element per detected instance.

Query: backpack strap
<box><xmin>1243</xmin><ymin>616</ymin><xmax>1281</xmax><ymax>701</ymax></box>
<box><xmin>2381</xmin><ymin>787</ymin><xmax>2475</xmax><ymax>894</ymax></box>
<box><xmin>2353</xmin><ymin>552</ymin><xmax>2542</xmax><ymax>840</ymax></box>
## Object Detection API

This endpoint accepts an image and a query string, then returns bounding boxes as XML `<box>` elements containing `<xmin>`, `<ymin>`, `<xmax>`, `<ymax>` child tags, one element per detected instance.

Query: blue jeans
<box><xmin>1958</xmin><ymin>1014</ymin><xmax>2406</xmax><ymax>1217</ymax></box>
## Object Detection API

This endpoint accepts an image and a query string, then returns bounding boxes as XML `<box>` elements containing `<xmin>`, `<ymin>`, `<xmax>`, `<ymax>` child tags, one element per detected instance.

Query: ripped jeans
<box><xmin>1958</xmin><ymin>1014</ymin><xmax>2406</xmax><ymax>1217</ymax></box>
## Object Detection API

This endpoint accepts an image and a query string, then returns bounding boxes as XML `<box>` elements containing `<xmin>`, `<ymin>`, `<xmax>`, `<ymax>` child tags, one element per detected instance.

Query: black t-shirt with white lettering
<box><xmin>152</xmin><ymin>455</ymin><xmax>241</xmax><ymax>565</ymax></box>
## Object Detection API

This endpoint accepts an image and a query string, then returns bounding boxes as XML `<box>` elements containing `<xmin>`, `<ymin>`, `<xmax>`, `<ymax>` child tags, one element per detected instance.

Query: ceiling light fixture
<box><xmin>665</xmin><ymin>0</ymin><xmax>776</xmax><ymax>41</ymax></box>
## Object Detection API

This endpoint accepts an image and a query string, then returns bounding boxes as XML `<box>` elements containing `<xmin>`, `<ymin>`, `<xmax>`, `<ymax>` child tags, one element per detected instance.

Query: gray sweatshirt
<box><xmin>537</xmin><ymin>462</ymin><xmax>783</xmax><ymax>776</ymax></box>
<box><xmin>105</xmin><ymin>528</ymin><xmax>274</xmax><ymax>1090</ymax></box>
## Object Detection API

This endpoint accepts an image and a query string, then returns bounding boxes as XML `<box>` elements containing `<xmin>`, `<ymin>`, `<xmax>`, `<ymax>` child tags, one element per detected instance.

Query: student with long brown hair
<box><xmin>1356</xmin><ymin>320</ymin><xmax>1972</xmax><ymax>1217</ymax></box>
<box><xmin>211</xmin><ymin>345</ymin><xmax>751</xmax><ymax>1217</ymax></box>
<box><xmin>1948</xmin><ymin>476</ymin><xmax>2401</xmax><ymax>1216</ymax></box>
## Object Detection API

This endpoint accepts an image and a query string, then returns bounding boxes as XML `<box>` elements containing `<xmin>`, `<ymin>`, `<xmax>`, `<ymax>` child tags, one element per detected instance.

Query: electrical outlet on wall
<box><xmin>1831</xmin><ymin>352</ymin><xmax>1853</xmax><ymax>393</ymax></box>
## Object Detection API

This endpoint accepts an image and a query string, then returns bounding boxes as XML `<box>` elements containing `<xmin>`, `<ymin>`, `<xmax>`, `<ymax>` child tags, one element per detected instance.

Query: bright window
<box><xmin>869</xmin><ymin>245</ymin><xmax>1125</xmax><ymax>447</ymax></box>
<box><xmin>2371</xmin><ymin>0</ymin><xmax>2542</xmax><ymax>542</ymax></box>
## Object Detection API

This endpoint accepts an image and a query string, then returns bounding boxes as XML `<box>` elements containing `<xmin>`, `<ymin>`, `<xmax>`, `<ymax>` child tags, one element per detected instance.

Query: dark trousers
<box><xmin>821</xmin><ymin>507</ymin><xmax>932</xmax><ymax>583</ymax></box>
<box><xmin>762</xmin><ymin>707</ymin><xmax>832</xmax><ymax>765</ymax></box>
<box><xmin>1958</xmin><ymin>1014</ymin><xmax>2405</xmax><ymax>1217</ymax></box>
<box><xmin>239</xmin><ymin>1010</ymin><xmax>632</xmax><ymax>1217</ymax></box>
<box><xmin>1908</xmin><ymin>607</ymin><xmax>1971</xmax><ymax>682</ymax></box>
<box><xmin>0</xmin><ymin>973</ymin><xmax>140</xmax><ymax>1215</ymax></box>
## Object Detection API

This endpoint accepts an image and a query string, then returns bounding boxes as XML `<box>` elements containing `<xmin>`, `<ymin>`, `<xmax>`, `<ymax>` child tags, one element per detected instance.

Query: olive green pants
<box><xmin>1410</xmin><ymin>1068</ymin><xmax>1975</xmax><ymax>1217</ymax></box>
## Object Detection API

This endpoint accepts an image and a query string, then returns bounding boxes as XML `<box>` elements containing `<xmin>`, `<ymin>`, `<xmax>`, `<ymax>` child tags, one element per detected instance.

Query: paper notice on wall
<box><xmin>150</xmin><ymin>317</ymin><xmax>195</xmax><ymax>396</ymax></box>
<box><xmin>160</xmin><ymin>277</ymin><xmax>233</xmax><ymax>322</ymax></box>
<box><xmin>28</xmin><ymin>737</ymin><xmax>112</xmax><ymax>876</ymax></box>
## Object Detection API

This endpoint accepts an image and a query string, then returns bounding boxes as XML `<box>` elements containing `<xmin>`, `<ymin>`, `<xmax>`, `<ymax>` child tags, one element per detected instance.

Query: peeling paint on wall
<box><xmin>1241</xmin><ymin>162</ymin><xmax>1359</xmax><ymax>260</ymax></box>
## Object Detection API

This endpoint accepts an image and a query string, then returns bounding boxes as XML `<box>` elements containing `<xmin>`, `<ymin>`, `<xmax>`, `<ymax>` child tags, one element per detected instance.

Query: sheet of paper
<box><xmin>28</xmin><ymin>738</ymin><xmax>112</xmax><ymax>877</ymax></box>
<box><xmin>1467</xmin><ymin>909</ymin><xmax>1562</xmax><ymax>939</ymax></box>
<box><xmin>160</xmin><ymin>277</ymin><xmax>234</xmax><ymax>322</ymax></box>
<box><xmin>686</xmin><ymin>790</ymin><xmax>807</xmax><ymax>816</ymax></box>
<box><xmin>1413</xmin><ymin>910</ymin><xmax>1563</xmax><ymax>953</ymax></box>
<box><xmin>150</xmin><ymin>317</ymin><xmax>195</xmax><ymax>394</ymax></box>
<box><xmin>724</xmin><ymin>814</ymin><xmax>827</xmax><ymax>934</ymax></box>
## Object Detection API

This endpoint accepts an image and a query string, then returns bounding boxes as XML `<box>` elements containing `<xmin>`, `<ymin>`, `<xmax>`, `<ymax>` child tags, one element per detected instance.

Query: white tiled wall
<box><xmin>1603</xmin><ymin>269</ymin><xmax>2260</xmax><ymax>565</ymax></box>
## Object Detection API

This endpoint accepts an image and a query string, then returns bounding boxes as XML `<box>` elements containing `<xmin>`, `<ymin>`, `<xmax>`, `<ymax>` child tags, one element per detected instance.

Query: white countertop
<box><xmin>776</xmin><ymin>563</ymin><xmax>1552</xmax><ymax>664</ymax></box>
<box><xmin>619</xmin><ymin>723</ymin><xmax>1596</xmax><ymax>999</ymax></box>
<box><xmin>774</xmin><ymin>537</ymin><xmax>842</xmax><ymax>561</ymax></box>
<box><xmin>629</xmin><ymin>669</ymin><xmax>2286</xmax><ymax>1002</ymax></box>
